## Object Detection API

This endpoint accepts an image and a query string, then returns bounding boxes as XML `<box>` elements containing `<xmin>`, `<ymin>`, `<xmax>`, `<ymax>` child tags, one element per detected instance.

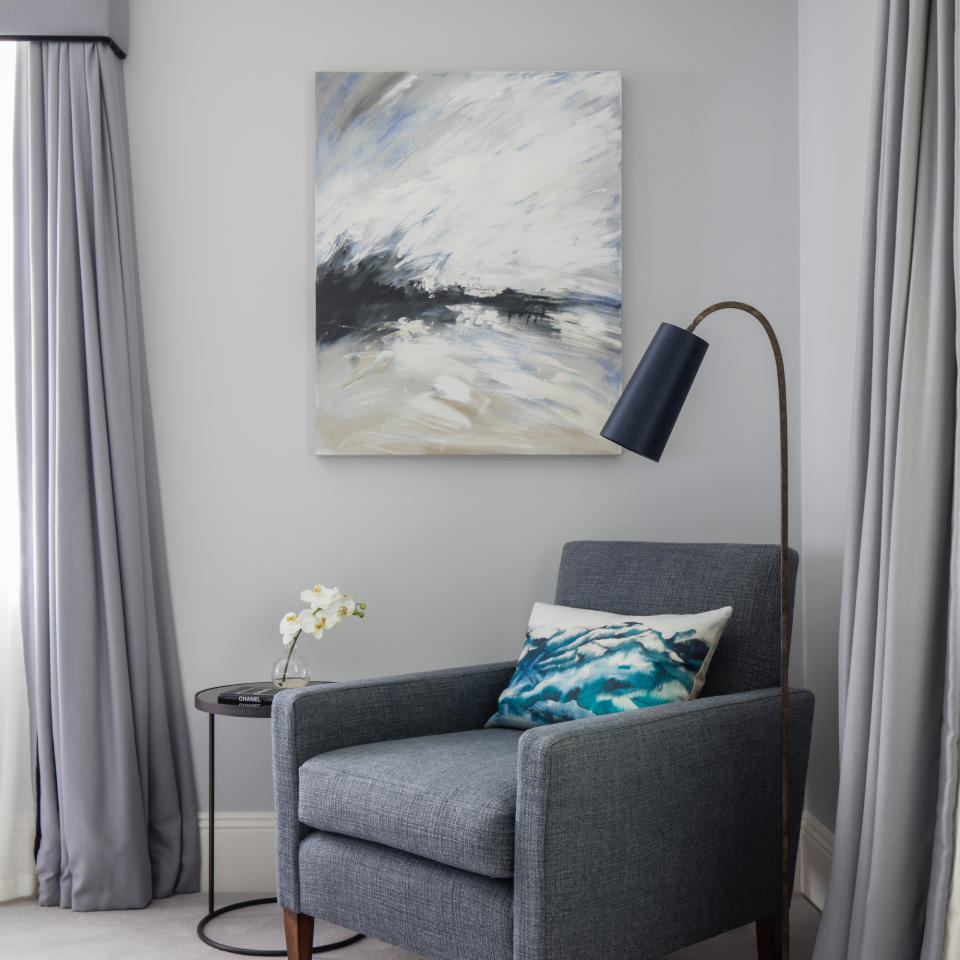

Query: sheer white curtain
<box><xmin>0</xmin><ymin>41</ymin><xmax>35</xmax><ymax>902</ymax></box>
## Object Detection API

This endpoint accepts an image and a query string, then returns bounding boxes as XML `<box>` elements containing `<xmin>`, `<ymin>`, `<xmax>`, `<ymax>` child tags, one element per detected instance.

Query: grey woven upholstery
<box><xmin>299</xmin><ymin>832</ymin><xmax>513</xmax><ymax>960</ymax></box>
<box><xmin>555</xmin><ymin>541</ymin><xmax>798</xmax><ymax>695</ymax></box>
<box><xmin>273</xmin><ymin>661</ymin><xmax>515</xmax><ymax>911</ymax></box>
<box><xmin>299</xmin><ymin>729</ymin><xmax>522</xmax><ymax>878</ymax></box>
<box><xmin>514</xmin><ymin>687</ymin><xmax>813</xmax><ymax>960</ymax></box>
<box><xmin>273</xmin><ymin>541</ymin><xmax>815</xmax><ymax>960</ymax></box>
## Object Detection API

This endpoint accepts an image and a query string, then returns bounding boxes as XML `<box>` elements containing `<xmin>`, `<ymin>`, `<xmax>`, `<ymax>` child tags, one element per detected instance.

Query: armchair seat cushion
<box><xmin>298</xmin><ymin>728</ymin><xmax>523</xmax><ymax>879</ymax></box>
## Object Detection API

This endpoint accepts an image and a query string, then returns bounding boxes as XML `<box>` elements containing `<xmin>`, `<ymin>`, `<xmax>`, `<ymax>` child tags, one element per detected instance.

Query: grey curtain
<box><xmin>13</xmin><ymin>41</ymin><xmax>199</xmax><ymax>910</ymax></box>
<box><xmin>812</xmin><ymin>0</ymin><xmax>958</xmax><ymax>958</ymax></box>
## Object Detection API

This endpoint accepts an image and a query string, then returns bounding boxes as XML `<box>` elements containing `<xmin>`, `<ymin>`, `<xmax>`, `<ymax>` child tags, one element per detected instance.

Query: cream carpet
<box><xmin>0</xmin><ymin>892</ymin><xmax>819</xmax><ymax>959</ymax></box>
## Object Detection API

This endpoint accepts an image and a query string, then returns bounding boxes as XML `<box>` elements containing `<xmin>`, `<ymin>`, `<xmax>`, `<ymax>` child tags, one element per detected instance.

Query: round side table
<box><xmin>194</xmin><ymin>684</ymin><xmax>364</xmax><ymax>956</ymax></box>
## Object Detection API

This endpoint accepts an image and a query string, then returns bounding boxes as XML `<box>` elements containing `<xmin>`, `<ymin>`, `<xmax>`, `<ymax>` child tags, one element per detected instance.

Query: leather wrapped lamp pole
<box><xmin>601</xmin><ymin>301</ymin><xmax>791</xmax><ymax>959</ymax></box>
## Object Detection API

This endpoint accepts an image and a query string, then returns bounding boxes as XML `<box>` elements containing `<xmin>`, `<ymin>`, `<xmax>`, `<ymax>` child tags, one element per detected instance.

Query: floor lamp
<box><xmin>600</xmin><ymin>300</ymin><xmax>791</xmax><ymax>959</ymax></box>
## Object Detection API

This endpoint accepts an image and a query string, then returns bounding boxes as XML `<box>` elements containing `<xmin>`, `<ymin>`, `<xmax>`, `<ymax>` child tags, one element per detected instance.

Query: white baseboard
<box><xmin>798</xmin><ymin>810</ymin><xmax>834</xmax><ymax>910</ymax></box>
<box><xmin>198</xmin><ymin>812</ymin><xmax>276</xmax><ymax>894</ymax></box>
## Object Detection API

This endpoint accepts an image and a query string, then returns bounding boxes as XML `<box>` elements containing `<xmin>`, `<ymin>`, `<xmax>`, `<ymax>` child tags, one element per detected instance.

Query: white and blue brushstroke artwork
<box><xmin>314</xmin><ymin>71</ymin><xmax>622</xmax><ymax>455</ymax></box>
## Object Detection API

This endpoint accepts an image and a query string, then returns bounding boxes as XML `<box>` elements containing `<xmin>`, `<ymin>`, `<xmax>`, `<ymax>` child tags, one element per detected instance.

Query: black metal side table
<box><xmin>194</xmin><ymin>684</ymin><xmax>364</xmax><ymax>956</ymax></box>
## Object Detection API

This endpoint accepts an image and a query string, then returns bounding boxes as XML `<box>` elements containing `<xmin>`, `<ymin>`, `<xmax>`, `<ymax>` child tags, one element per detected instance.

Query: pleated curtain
<box><xmin>812</xmin><ymin>0</ymin><xmax>959</xmax><ymax>957</ymax></box>
<box><xmin>13</xmin><ymin>40</ymin><xmax>199</xmax><ymax>910</ymax></box>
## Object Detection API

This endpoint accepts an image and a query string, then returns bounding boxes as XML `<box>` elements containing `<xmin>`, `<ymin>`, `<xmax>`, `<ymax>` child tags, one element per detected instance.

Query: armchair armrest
<box><xmin>272</xmin><ymin>661</ymin><xmax>516</xmax><ymax>911</ymax></box>
<box><xmin>513</xmin><ymin>687</ymin><xmax>815</xmax><ymax>960</ymax></box>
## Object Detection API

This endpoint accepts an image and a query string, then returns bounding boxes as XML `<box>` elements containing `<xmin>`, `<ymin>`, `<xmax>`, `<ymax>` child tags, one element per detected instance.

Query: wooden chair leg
<box><xmin>283</xmin><ymin>908</ymin><xmax>314</xmax><ymax>960</ymax></box>
<box><xmin>756</xmin><ymin>916</ymin><xmax>783</xmax><ymax>960</ymax></box>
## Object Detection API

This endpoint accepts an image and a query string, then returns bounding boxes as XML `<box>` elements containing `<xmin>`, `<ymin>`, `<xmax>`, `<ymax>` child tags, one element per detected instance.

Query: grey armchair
<box><xmin>272</xmin><ymin>541</ymin><xmax>814</xmax><ymax>960</ymax></box>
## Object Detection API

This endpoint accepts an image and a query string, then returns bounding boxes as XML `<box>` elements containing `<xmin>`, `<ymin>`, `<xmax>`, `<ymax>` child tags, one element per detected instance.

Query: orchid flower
<box><xmin>276</xmin><ymin>585</ymin><xmax>366</xmax><ymax>684</ymax></box>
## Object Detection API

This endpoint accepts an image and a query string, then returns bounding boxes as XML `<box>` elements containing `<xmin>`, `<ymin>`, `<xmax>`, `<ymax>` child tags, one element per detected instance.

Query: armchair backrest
<box><xmin>555</xmin><ymin>541</ymin><xmax>798</xmax><ymax>697</ymax></box>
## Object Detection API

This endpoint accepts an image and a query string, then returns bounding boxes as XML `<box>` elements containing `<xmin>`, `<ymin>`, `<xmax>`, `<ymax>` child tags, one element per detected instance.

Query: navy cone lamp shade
<box><xmin>602</xmin><ymin>301</ymin><xmax>792</xmax><ymax>960</ymax></box>
<box><xmin>601</xmin><ymin>323</ymin><xmax>709</xmax><ymax>460</ymax></box>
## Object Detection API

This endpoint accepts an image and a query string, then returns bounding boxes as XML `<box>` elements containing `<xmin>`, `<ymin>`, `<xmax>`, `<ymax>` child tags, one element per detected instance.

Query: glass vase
<box><xmin>272</xmin><ymin>643</ymin><xmax>310</xmax><ymax>688</ymax></box>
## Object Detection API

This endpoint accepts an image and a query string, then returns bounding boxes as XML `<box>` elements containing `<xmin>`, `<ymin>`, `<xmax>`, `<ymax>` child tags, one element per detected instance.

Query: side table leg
<box><xmin>195</xmin><ymin>692</ymin><xmax>364</xmax><ymax>955</ymax></box>
<box><xmin>208</xmin><ymin>712</ymin><xmax>215</xmax><ymax>916</ymax></box>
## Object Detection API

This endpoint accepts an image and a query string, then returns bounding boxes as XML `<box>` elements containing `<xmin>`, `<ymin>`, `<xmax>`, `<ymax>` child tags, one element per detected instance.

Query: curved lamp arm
<box><xmin>601</xmin><ymin>299</ymin><xmax>792</xmax><ymax>957</ymax></box>
<box><xmin>687</xmin><ymin>301</ymin><xmax>791</xmax><ymax>959</ymax></box>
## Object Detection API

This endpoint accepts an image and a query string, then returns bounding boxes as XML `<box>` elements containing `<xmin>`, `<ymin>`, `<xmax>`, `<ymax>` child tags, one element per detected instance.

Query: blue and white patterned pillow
<box><xmin>486</xmin><ymin>602</ymin><xmax>733</xmax><ymax>730</ymax></box>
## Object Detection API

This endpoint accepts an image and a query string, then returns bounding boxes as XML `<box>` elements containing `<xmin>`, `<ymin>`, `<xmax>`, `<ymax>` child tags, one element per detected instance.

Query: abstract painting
<box><xmin>314</xmin><ymin>71</ymin><xmax>622</xmax><ymax>455</ymax></box>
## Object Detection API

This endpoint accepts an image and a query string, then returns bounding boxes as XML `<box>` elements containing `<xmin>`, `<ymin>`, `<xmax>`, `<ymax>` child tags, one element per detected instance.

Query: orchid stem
<box><xmin>280</xmin><ymin>629</ymin><xmax>302</xmax><ymax>685</ymax></box>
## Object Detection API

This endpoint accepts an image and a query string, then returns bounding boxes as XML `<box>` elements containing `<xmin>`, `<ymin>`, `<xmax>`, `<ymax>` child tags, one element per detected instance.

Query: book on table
<box><xmin>216</xmin><ymin>683</ymin><xmax>278</xmax><ymax>707</ymax></box>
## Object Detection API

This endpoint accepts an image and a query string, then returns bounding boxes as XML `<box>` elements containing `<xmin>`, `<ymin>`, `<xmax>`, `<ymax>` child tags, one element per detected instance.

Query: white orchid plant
<box><xmin>277</xmin><ymin>584</ymin><xmax>366</xmax><ymax>685</ymax></box>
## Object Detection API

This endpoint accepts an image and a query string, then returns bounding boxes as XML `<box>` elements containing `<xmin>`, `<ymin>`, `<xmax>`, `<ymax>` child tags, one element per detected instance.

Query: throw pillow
<box><xmin>486</xmin><ymin>601</ymin><xmax>733</xmax><ymax>729</ymax></box>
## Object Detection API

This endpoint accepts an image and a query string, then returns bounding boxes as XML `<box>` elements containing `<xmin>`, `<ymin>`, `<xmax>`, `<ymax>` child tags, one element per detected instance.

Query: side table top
<box><xmin>194</xmin><ymin>681</ymin><xmax>330</xmax><ymax>719</ymax></box>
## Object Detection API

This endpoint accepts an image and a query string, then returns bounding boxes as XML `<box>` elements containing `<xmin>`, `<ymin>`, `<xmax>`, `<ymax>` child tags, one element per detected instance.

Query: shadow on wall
<box><xmin>801</xmin><ymin>545</ymin><xmax>843</xmax><ymax>831</ymax></box>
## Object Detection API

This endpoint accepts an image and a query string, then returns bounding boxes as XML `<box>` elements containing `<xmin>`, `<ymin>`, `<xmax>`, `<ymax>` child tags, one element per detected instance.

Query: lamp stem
<box><xmin>688</xmin><ymin>301</ymin><xmax>790</xmax><ymax>960</ymax></box>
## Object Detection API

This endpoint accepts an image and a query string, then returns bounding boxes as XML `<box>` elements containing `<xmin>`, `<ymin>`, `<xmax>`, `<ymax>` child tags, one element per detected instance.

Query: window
<box><xmin>0</xmin><ymin>40</ymin><xmax>35</xmax><ymax>903</ymax></box>
<box><xmin>0</xmin><ymin>43</ymin><xmax>15</xmax><ymax>563</ymax></box>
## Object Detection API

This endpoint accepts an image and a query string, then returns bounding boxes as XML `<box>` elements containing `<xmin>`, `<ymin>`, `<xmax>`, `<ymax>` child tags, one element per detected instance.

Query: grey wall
<box><xmin>124</xmin><ymin>0</ymin><xmax>801</xmax><ymax>812</ymax></box>
<box><xmin>797</xmin><ymin>0</ymin><xmax>876</xmax><ymax>833</ymax></box>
